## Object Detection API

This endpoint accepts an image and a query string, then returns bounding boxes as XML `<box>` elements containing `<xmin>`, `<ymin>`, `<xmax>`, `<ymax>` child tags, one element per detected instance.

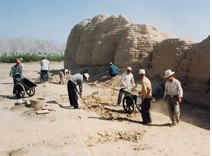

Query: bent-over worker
<box><xmin>67</xmin><ymin>73</ymin><xmax>89</xmax><ymax>109</ymax></box>
<box><xmin>59</xmin><ymin>69</ymin><xmax>70</xmax><ymax>85</ymax></box>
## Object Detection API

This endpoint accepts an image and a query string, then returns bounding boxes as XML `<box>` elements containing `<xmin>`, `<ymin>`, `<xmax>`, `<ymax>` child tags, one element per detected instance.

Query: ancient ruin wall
<box><xmin>64</xmin><ymin>14</ymin><xmax>174</xmax><ymax>68</ymax></box>
<box><xmin>64</xmin><ymin>14</ymin><xmax>210</xmax><ymax>108</ymax></box>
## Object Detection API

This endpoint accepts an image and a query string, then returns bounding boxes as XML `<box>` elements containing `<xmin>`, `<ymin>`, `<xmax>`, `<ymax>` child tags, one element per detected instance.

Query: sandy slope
<box><xmin>0</xmin><ymin>62</ymin><xmax>210</xmax><ymax>156</ymax></box>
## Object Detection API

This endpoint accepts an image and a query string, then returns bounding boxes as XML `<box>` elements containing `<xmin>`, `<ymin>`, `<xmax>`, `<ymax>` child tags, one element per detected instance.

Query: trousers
<box><xmin>141</xmin><ymin>98</ymin><xmax>152</xmax><ymax>123</ymax></box>
<box><xmin>40</xmin><ymin>70</ymin><xmax>48</xmax><ymax>82</ymax></box>
<box><xmin>166</xmin><ymin>96</ymin><xmax>180</xmax><ymax>124</ymax></box>
<box><xmin>67</xmin><ymin>80</ymin><xmax>78</xmax><ymax>108</ymax></box>
<box><xmin>117</xmin><ymin>88</ymin><xmax>128</xmax><ymax>105</ymax></box>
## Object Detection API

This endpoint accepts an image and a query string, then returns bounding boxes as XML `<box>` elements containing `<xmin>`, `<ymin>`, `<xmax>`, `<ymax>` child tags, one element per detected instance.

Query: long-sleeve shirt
<box><xmin>70</xmin><ymin>73</ymin><xmax>83</xmax><ymax>93</ymax></box>
<box><xmin>9</xmin><ymin>64</ymin><xmax>22</xmax><ymax>77</ymax></box>
<box><xmin>141</xmin><ymin>76</ymin><xmax>152</xmax><ymax>99</ymax></box>
<box><xmin>164</xmin><ymin>78</ymin><xmax>183</xmax><ymax>98</ymax></box>
<box><xmin>109</xmin><ymin>65</ymin><xmax>119</xmax><ymax>76</ymax></box>
<box><xmin>120</xmin><ymin>72</ymin><xmax>135</xmax><ymax>89</ymax></box>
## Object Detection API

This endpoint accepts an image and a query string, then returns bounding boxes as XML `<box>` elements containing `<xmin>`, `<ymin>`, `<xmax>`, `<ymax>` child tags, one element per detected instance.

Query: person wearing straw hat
<box><xmin>139</xmin><ymin>69</ymin><xmax>152</xmax><ymax>124</ymax></box>
<box><xmin>67</xmin><ymin>73</ymin><xmax>89</xmax><ymax>109</ymax></box>
<box><xmin>117</xmin><ymin>67</ymin><xmax>135</xmax><ymax>105</ymax></box>
<box><xmin>9</xmin><ymin>58</ymin><xmax>23</xmax><ymax>94</ymax></box>
<box><xmin>163</xmin><ymin>69</ymin><xmax>183</xmax><ymax>127</ymax></box>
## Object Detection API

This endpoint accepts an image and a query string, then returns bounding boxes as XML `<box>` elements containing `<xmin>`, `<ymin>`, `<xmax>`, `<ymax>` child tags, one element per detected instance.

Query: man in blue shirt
<box><xmin>109</xmin><ymin>62</ymin><xmax>119</xmax><ymax>77</ymax></box>
<box><xmin>67</xmin><ymin>73</ymin><xmax>89</xmax><ymax>109</ymax></box>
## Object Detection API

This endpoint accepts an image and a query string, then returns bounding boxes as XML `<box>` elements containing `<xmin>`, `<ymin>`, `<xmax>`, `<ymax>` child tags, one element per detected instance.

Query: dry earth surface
<box><xmin>0</xmin><ymin>62</ymin><xmax>210</xmax><ymax>156</ymax></box>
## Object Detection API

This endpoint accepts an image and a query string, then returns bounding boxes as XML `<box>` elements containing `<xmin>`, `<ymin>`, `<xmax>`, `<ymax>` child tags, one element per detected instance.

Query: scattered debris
<box><xmin>84</xmin><ymin>130</ymin><xmax>146</xmax><ymax>147</ymax></box>
<box><xmin>36</xmin><ymin>110</ymin><xmax>49</xmax><ymax>115</ymax></box>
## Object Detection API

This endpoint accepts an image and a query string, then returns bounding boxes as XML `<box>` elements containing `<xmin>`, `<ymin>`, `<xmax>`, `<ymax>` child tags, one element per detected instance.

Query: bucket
<box><xmin>30</xmin><ymin>98</ymin><xmax>46</xmax><ymax>109</ymax></box>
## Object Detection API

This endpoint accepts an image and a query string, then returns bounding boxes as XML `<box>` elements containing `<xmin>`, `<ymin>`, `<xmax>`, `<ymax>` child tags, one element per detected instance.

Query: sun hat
<box><xmin>164</xmin><ymin>69</ymin><xmax>175</xmax><ymax>78</ymax></box>
<box><xmin>127</xmin><ymin>67</ymin><xmax>132</xmax><ymax>71</ymax></box>
<box><xmin>139</xmin><ymin>69</ymin><xmax>145</xmax><ymax>74</ymax></box>
<box><xmin>83</xmin><ymin>73</ymin><xmax>89</xmax><ymax>81</ymax></box>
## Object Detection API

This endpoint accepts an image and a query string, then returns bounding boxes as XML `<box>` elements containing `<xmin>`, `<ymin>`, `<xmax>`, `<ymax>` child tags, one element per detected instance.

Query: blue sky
<box><xmin>0</xmin><ymin>0</ymin><xmax>210</xmax><ymax>43</ymax></box>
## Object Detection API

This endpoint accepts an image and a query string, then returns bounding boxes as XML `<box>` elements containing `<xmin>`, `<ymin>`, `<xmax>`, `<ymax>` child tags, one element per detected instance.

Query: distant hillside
<box><xmin>0</xmin><ymin>38</ymin><xmax>65</xmax><ymax>55</ymax></box>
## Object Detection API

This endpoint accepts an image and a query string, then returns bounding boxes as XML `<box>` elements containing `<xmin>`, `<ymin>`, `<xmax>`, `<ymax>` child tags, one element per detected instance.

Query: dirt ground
<box><xmin>0</xmin><ymin>62</ymin><xmax>210</xmax><ymax>156</ymax></box>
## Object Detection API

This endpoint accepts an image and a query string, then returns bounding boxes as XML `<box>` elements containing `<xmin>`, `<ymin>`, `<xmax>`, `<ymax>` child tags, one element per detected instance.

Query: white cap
<box><xmin>164</xmin><ymin>69</ymin><xmax>175</xmax><ymax>78</ymax></box>
<box><xmin>20</xmin><ymin>58</ymin><xmax>23</xmax><ymax>61</ymax></box>
<box><xmin>83</xmin><ymin>73</ymin><xmax>89</xmax><ymax>80</ymax></box>
<box><xmin>139</xmin><ymin>69</ymin><xmax>145</xmax><ymax>74</ymax></box>
<box><xmin>127</xmin><ymin>67</ymin><xmax>132</xmax><ymax>71</ymax></box>
<box><xmin>110</xmin><ymin>62</ymin><xmax>113</xmax><ymax>65</ymax></box>
<box><xmin>64</xmin><ymin>69</ymin><xmax>69</xmax><ymax>73</ymax></box>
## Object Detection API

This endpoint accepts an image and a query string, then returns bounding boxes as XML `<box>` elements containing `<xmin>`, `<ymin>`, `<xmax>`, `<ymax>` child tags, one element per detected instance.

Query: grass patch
<box><xmin>0</xmin><ymin>53</ymin><xmax>64</xmax><ymax>63</ymax></box>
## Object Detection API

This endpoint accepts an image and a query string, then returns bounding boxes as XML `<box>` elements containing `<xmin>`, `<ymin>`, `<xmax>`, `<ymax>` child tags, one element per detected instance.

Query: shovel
<box><xmin>76</xmin><ymin>90</ymin><xmax>91</xmax><ymax>109</ymax></box>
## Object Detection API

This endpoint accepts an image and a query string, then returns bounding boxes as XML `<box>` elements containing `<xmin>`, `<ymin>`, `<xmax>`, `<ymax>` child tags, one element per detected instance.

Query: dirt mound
<box><xmin>83</xmin><ymin>130</ymin><xmax>146</xmax><ymax>147</ymax></box>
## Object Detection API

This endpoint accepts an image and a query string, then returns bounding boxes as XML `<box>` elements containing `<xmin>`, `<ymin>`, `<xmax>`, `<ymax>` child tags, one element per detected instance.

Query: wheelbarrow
<box><xmin>14</xmin><ymin>77</ymin><xmax>37</xmax><ymax>98</ymax></box>
<box><xmin>122</xmin><ymin>86</ymin><xmax>155</xmax><ymax>114</ymax></box>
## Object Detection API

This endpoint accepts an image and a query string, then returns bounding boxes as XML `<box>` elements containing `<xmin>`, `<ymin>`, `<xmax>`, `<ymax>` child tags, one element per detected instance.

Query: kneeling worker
<box><xmin>67</xmin><ymin>73</ymin><xmax>89</xmax><ymax>109</ymax></box>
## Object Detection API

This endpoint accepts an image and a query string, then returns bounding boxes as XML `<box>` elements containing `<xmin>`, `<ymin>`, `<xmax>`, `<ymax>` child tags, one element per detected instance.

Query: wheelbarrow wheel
<box><xmin>122</xmin><ymin>94</ymin><xmax>135</xmax><ymax>114</ymax></box>
<box><xmin>26</xmin><ymin>88</ymin><xmax>35</xmax><ymax>96</ymax></box>
<box><xmin>15</xmin><ymin>83</ymin><xmax>25</xmax><ymax>98</ymax></box>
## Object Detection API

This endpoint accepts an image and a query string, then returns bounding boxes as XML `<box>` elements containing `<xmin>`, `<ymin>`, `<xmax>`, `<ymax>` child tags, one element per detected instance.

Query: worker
<box><xmin>109</xmin><ymin>62</ymin><xmax>120</xmax><ymax>77</ymax></box>
<box><xmin>163</xmin><ymin>69</ymin><xmax>183</xmax><ymax>127</ymax></box>
<box><xmin>40</xmin><ymin>57</ymin><xmax>49</xmax><ymax>82</ymax></box>
<box><xmin>59</xmin><ymin>69</ymin><xmax>70</xmax><ymax>85</ymax></box>
<box><xmin>9</xmin><ymin>58</ymin><xmax>23</xmax><ymax>95</ymax></box>
<box><xmin>139</xmin><ymin>69</ymin><xmax>152</xmax><ymax>124</ymax></box>
<box><xmin>67</xmin><ymin>73</ymin><xmax>89</xmax><ymax>109</ymax></box>
<box><xmin>117</xmin><ymin>67</ymin><xmax>135</xmax><ymax>105</ymax></box>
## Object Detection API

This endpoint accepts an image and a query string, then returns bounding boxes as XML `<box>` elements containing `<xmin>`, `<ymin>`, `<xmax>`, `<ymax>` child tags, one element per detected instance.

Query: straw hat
<box><xmin>164</xmin><ymin>69</ymin><xmax>175</xmax><ymax>78</ymax></box>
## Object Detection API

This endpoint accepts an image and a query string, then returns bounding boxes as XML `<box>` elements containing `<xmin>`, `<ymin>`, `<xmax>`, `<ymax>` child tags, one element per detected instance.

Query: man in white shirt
<box><xmin>117</xmin><ymin>67</ymin><xmax>135</xmax><ymax>105</ymax></box>
<box><xmin>163</xmin><ymin>69</ymin><xmax>183</xmax><ymax>127</ymax></box>
<box><xmin>40</xmin><ymin>57</ymin><xmax>49</xmax><ymax>82</ymax></box>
